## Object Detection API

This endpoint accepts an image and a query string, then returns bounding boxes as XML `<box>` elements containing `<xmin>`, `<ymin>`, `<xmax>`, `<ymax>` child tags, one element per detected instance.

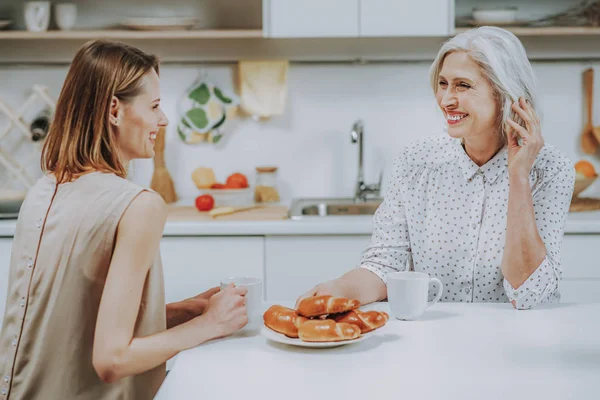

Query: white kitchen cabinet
<box><xmin>360</xmin><ymin>0</ymin><xmax>454</xmax><ymax>37</ymax></box>
<box><xmin>263</xmin><ymin>0</ymin><xmax>360</xmax><ymax>38</ymax></box>
<box><xmin>160</xmin><ymin>236</ymin><xmax>265</xmax><ymax>304</ymax></box>
<box><xmin>264</xmin><ymin>235</ymin><xmax>372</xmax><ymax>302</ymax></box>
<box><xmin>0</xmin><ymin>238</ymin><xmax>13</xmax><ymax>330</ymax></box>
<box><xmin>559</xmin><ymin>234</ymin><xmax>600</xmax><ymax>303</ymax></box>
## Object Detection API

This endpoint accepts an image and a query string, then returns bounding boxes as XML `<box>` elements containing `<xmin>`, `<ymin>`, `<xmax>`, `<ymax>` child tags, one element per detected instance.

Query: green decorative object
<box><xmin>177</xmin><ymin>76</ymin><xmax>240</xmax><ymax>145</ymax></box>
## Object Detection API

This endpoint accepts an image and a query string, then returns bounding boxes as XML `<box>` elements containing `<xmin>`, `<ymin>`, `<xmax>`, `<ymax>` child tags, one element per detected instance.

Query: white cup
<box><xmin>220</xmin><ymin>276</ymin><xmax>263</xmax><ymax>332</ymax></box>
<box><xmin>55</xmin><ymin>3</ymin><xmax>77</xmax><ymax>31</ymax></box>
<box><xmin>387</xmin><ymin>271</ymin><xmax>443</xmax><ymax>320</ymax></box>
<box><xmin>24</xmin><ymin>1</ymin><xmax>51</xmax><ymax>32</ymax></box>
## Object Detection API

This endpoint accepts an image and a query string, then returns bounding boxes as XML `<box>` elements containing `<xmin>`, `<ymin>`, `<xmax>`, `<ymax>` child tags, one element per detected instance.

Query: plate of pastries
<box><xmin>261</xmin><ymin>295</ymin><xmax>389</xmax><ymax>348</ymax></box>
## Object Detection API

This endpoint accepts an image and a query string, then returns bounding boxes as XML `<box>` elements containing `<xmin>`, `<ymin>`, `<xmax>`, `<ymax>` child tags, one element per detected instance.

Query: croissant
<box><xmin>296</xmin><ymin>295</ymin><xmax>360</xmax><ymax>318</ymax></box>
<box><xmin>333</xmin><ymin>310</ymin><xmax>389</xmax><ymax>333</ymax></box>
<box><xmin>297</xmin><ymin>319</ymin><xmax>361</xmax><ymax>342</ymax></box>
<box><xmin>263</xmin><ymin>305</ymin><xmax>308</xmax><ymax>338</ymax></box>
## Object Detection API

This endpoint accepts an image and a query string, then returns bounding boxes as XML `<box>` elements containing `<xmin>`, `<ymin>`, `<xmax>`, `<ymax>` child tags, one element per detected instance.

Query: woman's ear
<box><xmin>109</xmin><ymin>96</ymin><xmax>121</xmax><ymax>126</ymax></box>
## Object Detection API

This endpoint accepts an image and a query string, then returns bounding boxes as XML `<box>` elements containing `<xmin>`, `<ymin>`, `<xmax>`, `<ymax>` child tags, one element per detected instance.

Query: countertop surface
<box><xmin>1</xmin><ymin>211</ymin><xmax>600</xmax><ymax>236</ymax></box>
<box><xmin>154</xmin><ymin>301</ymin><xmax>600</xmax><ymax>400</ymax></box>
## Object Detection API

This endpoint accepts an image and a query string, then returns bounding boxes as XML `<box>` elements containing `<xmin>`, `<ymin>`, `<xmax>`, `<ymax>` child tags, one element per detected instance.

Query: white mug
<box><xmin>220</xmin><ymin>276</ymin><xmax>263</xmax><ymax>332</ymax></box>
<box><xmin>55</xmin><ymin>3</ymin><xmax>77</xmax><ymax>31</ymax></box>
<box><xmin>387</xmin><ymin>271</ymin><xmax>443</xmax><ymax>320</ymax></box>
<box><xmin>24</xmin><ymin>1</ymin><xmax>51</xmax><ymax>32</ymax></box>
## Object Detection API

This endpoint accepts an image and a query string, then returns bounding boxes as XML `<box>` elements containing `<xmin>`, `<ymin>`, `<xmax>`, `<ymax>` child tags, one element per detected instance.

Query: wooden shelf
<box><xmin>0</xmin><ymin>29</ymin><xmax>264</xmax><ymax>40</ymax></box>
<box><xmin>454</xmin><ymin>26</ymin><xmax>600</xmax><ymax>36</ymax></box>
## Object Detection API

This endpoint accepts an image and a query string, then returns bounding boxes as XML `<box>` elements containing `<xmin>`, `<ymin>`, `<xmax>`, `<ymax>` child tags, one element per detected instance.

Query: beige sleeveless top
<box><xmin>0</xmin><ymin>171</ymin><xmax>166</xmax><ymax>400</ymax></box>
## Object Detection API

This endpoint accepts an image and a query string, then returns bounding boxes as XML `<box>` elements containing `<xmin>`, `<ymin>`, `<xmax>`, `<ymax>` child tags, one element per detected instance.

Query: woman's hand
<box><xmin>201</xmin><ymin>283</ymin><xmax>248</xmax><ymax>339</ymax></box>
<box><xmin>505</xmin><ymin>97</ymin><xmax>544</xmax><ymax>178</ymax></box>
<box><xmin>295</xmin><ymin>279</ymin><xmax>348</xmax><ymax>309</ymax></box>
<box><xmin>185</xmin><ymin>286</ymin><xmax>221</xmax><ymax>317</ymax></box>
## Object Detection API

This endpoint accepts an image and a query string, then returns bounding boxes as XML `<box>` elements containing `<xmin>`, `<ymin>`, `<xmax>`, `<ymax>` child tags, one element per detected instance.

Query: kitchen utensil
<box><xmin>387</xmin><ymin>271</ymin><xmax>443</xmax><ymax>320</ymax></box>
<box><xmin>55</xmin><ymin>2</ymin><xmax>77</xmax><ymax>31</ymax></box>
<box><xmin>573</xmin><ymin>177</ymin><xmax>596</xmax><ymax>199</ymax></box>
<box><xmin>166</xmin><ymin>204</ymin><xmax>289</xmax><ymax>221</ymax></box>
<box><xmin>208</xmin><ymin>204</ymin><xmax>263</xmax><ymax>218</ymax></box>
<box><xmin>581</xmin><ymin>68</ymin><xmax>599</xmax><ymax>154</ymax></box>
<box><xmin>220</xmin><ymin>276</ymin><xmax>262</xmax><ymax>332</ymax></box>
<box><xmin>472</xmin><ymin>6</ymin><xmax>518</xmax><ymax>24</ymax></box>
<box><xmin>570</xmin><ymin>197</ymin><xmax>600</xmax><ymax>212</ymax></box>
<box><xmin>199</xmin><ymin>187</ymin><xmax>253</xmax><ymax>207</ymax></box>
<box><xmin>120</xmin><ymin>17</ymin><xmax>198</xmax><ymax>31</ymax></box>
<box><xmin>150</xmin><ymin>127</ymin><xmax>178</xmax><ymax>204</ymax></box>
<box><xmin>260</xmin><ymin>326</ymin><xmax>373</xmax><ymax>348</ymax></box>
<box><xmin>24</xmin><ymin>1</ymin><xmax>50</xmax><ymax>32</ymax></box>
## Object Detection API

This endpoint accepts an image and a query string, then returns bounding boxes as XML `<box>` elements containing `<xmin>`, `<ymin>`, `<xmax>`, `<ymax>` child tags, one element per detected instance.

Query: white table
<box><xmin>154</xmin><ymin>302</ymin><xmax>600</xmax><ymax>400</ymax></box>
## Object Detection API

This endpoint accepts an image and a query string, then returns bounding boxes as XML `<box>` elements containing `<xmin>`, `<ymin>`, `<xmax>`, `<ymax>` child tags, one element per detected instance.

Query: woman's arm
<box><xmin>502</xmin><ymin>98</ymin><xmax>575</xmax><ymax>309</ymax></box>
<box><xmin>92</xmin><ymin>192</ymin><xmax>247</xmax><ymax>383</ymax></box>
<box><xmin>297</xmin><ymin>155</ymin><xmax>412</xmax><ymax>306</ymax></box>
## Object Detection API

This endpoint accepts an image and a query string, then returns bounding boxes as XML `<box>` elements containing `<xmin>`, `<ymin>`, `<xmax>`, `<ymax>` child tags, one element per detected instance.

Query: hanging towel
<box><xmin>238</xmin><ymin>60</ymin><xmax>289</xmax><ymax>118</ymax></box>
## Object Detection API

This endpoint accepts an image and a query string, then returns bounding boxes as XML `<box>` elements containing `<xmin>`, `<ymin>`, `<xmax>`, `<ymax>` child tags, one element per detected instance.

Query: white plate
<box><xmin>261</xmin><ymin>326</ymin><xmax>373</xmax><ymax>348</ymax></box>
<box><xmin>120</xmin><ymin>17</ymin><xmax>198</xmax><ymax>31</ymax></box>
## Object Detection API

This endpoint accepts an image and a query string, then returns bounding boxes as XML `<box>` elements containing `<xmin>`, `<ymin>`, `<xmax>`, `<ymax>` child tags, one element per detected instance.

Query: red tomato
<box><xmin>195</xmin><ymin>194</ymin><xmax>215</xmax><ymax>211</ymax></box>
<box><xmin>226</xmin><ymin>173</ymin><xmax>248</xmax><ymax>188</ymax></box>
<box><xmin>210</xmin><ymin>183</ymin><xmax>225</xmax><ymax>189</ymax></box>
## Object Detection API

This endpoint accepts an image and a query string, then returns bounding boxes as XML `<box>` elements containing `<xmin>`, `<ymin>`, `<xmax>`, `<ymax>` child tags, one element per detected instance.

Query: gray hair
<box><xmin>429</xmin><ymin>26</ymin><xmax>539</xmax><ymax>140</ymax></box>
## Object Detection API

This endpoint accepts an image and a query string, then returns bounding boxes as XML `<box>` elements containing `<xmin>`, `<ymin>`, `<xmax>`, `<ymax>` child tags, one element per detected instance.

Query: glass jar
<box><xmin>254</xmin><ymin>166</ymin><xmax>280</xmax><ymax>203</ymax></box>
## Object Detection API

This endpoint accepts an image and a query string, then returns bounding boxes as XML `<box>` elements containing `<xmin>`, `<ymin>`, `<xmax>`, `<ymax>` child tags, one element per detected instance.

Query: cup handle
<box><xmin>426</xmin><ymin>277</ymin><xmax>443</xmax><ymax>308</ymax></box>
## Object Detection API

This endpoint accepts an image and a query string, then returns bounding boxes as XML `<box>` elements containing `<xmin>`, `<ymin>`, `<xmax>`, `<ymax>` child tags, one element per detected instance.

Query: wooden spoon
<box><xmin>581</xmin><ymin>68</ymin><xmax>599</xmax><ymax>154</ymax></box>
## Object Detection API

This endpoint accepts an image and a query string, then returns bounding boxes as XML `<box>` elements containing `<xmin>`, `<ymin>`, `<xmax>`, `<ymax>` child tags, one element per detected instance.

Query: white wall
<box><xmin>0</xmin><ymin>60</ymin><xmax>595</xmax><ymax>202</ymax></box>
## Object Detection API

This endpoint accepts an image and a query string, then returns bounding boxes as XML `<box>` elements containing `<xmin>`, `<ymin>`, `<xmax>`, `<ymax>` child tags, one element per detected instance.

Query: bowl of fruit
<box><xmin>191</xmin><ymin>167</ymin><xmax>252</xmax><ymax>207</ymax></box>
<box><xmin>573</xmin><ymin>160</ymin><xmax>597</xmax><ymax>199</ymax></box>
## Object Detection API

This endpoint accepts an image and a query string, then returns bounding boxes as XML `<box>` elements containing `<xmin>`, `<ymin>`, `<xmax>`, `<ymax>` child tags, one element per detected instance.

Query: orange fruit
<box><xmin>226</xmin><ymin>173</ymin><xmax>249</xmax><ymax>188</ymax></box>
<box><xmin>575</xmin><ymin>160</ymin><xmax>597</xmax><ymax>178</ymax></box>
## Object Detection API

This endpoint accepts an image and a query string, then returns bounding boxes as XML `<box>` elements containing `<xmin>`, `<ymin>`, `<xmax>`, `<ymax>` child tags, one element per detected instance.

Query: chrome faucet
<box><xmin>350</xmin><ymin>119</ymin><xmax>381</xmax><ymax>202</ymax></box>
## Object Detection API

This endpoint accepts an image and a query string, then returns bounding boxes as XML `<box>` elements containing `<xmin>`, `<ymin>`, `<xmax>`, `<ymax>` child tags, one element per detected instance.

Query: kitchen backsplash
<box><xmin>0</xmin><ymin>61</ymin><xmax>596</xmax><ymax>201</ymax></box>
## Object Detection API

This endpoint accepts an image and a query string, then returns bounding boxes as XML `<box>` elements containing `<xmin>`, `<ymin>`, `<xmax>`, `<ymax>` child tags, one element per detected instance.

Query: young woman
<box><xmin>0</xmin><ymin>40</ymin><xmax>248</xmax><ymax>400</ymax></box>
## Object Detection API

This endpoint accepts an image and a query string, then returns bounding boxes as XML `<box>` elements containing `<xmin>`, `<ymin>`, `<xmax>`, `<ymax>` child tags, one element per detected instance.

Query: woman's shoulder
<box><xmin>534</xmin><ymin>143</ymin><xmax>574</xmax><ymax>177</ymax></box>
<box><xmin>395</xmin><ymin>134</ymin><xmax>458</xmax><ymax>166</ymax></box>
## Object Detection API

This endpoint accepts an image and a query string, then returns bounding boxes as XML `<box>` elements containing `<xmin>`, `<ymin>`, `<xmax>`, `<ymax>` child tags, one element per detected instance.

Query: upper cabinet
<box><xmin>263</xmin><ymin>0</ymin><xmax>453</xmax><ymax>38</ymax></box>
<box><xmin>263</xmin><ymin>0</ymin><xmax>360</xmax><ymax>38</ymax></box>
<box><xmin>360</xmin><ymin>0</ymin><xmax>454</xmax><ymax>37</ymax></box>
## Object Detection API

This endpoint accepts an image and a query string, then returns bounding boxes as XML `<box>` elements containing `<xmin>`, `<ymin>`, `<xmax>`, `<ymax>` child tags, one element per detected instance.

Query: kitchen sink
<box><xmin>289</xmin><ymin>197</ymin><xmax>383</xmax><ymax>219</ymax></box>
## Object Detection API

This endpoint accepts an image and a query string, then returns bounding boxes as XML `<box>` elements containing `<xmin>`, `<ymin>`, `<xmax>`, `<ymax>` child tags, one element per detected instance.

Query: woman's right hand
<box><xmin>295</xmin><ymin>279</ymin><xmax>347</xmax><ymax>309</ymax></box>
<box><xmin>202</xmin><ymin>283</ymin><xmax>248</xmax><ymax>339</ymax></box>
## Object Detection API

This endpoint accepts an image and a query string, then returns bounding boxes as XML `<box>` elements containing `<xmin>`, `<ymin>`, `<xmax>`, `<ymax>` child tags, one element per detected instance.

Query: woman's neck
<box><xmin>462</xmin><ymin>135</ymin><xmax>505</xmax><ymax>167</ymax></box>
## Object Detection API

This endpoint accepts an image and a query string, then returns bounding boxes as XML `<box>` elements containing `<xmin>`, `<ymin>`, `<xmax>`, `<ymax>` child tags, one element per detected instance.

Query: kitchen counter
<box><xmin>1</xmin><ymin>211</ymin><xmax>600</xmax><ymax>237</ymax></box>
<box><xmin>154</xmin><ymin>301</ymin><xmax>600</xmax><ymax>400</ymax></box>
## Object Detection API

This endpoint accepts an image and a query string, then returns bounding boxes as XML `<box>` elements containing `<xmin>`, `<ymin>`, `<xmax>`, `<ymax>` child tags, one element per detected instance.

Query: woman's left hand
<box><xmin>185</xmin><ymin>286</ymin><xmax>221</xmax><ymax>317</ymax></box>
<box><xmin>505</xmin><ymin>97</ymin><xmax>544</xmax><ymax>178</ymax></box>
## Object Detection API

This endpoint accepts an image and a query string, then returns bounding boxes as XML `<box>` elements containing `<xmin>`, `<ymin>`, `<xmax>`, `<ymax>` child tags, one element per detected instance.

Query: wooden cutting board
<box><xmin>167</xmin><ymin>205</ymin><xmax>289</xmax><ymax>221</ymax></box>
<box><xmin>570</xmin><ymin>198</ymin><xmax>600</xmax><ymax>212</ymax></box>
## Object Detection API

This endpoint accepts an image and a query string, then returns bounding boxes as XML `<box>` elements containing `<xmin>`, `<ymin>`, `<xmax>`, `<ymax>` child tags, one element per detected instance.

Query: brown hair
<box><xmin>41</xmin><ymin>39</ymin><xmax>159</xmax><ymax>183</ymax></box>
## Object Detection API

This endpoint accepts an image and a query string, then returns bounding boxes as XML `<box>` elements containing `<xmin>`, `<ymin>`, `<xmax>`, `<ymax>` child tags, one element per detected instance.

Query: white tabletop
<box><xmin>154</xmin><ymin>302</ymin><xmax>600</xmax><ymax>400</ymax></box>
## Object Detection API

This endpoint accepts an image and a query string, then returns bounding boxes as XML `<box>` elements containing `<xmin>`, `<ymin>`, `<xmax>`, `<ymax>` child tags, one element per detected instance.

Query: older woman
<box><xmin>297</xmin><ymin>26</ymin><xmax>575</xmax><ymax>310</ymax></box>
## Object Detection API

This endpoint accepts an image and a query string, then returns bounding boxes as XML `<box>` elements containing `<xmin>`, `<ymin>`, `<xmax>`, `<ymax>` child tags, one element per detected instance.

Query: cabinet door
<box><xmin>160</xmin><ymin>236</ymin><xmax>265</xmax><ymax>305</ymax></box>
<box><xmin>0</xmin><ymin>238</ymin><xmax>13</xmax><ymax>330</ymax></box>
<box><xmin>559</xmin><ymin>234</ymin><xmax>600</xmax><ymax>303</ymax></box>
<box><xmin>264</xmin><ymin>0</ymin><xmax>359</xmax><ymax>38</ymax></box>
<box><xmin>265</xmin><ymin>235</ymin><xmax>372</xmax><ymax>302</ymax></box>
<box><xmin>360</xmin><ymin>0</ymin><xmax>453</xmax><ymax>37</ymax></box>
